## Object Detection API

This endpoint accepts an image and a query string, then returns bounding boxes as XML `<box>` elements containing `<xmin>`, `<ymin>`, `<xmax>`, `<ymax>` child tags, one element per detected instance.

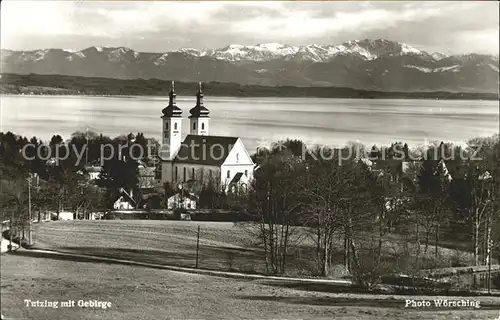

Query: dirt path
<box><xmin>2</xmin><ymin>251</ymin><xmax>499</xmax><ymax>320</ymax></box>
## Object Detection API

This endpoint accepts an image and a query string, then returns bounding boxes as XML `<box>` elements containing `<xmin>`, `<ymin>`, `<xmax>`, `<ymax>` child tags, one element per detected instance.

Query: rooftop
<box><xmin>173</xmin><ymin>135</ymin><xmax>239</xmax><ymax>166</ymax></box>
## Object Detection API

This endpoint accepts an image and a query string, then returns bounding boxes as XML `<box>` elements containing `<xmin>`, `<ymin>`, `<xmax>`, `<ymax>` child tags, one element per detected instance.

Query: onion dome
<box><xmin>162</xmin><ymin>81</ymin><xmax>182</xmax><ymax>118</ymax></box>
<box><xmin>189</xmin><ymin>82</ymin><xmax>210</xmax><ymax>118</ymax></box>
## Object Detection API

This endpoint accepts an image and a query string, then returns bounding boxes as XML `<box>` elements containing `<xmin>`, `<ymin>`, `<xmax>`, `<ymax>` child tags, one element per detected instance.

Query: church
<box><xmin>160</xmin><ymin>82</ymin><xmax>254</xmax><ymax>192</ymax></box>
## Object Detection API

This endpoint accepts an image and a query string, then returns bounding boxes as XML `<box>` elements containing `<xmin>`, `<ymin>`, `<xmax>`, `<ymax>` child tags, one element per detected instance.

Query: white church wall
<box><xmin>223</xmin><ymin>138</ymin><xmax>254</xmax><ymax>166</ymax></box>
<box><xmin>162</xmin><ymin>117</ymin><xmax>183</xmax><ymax>160</ymax></box>
<box><xmin>163</xmin><ymin>162</ymin><xmax>220</xmax><ymax>187</ymax></box>
<box><xmin>221</xmin><ymin>164</ymin><xmax>254</xmax><ymax>187</ymax></box>
<box><xmin>161</xmin><ymin>160</ymin><xmax>174</xmax><ymax>185</ymax></box>
<box><xmin>221</xmin><ymin>138</ymin><xmax>254</xmax><ymax>187</ymax></box>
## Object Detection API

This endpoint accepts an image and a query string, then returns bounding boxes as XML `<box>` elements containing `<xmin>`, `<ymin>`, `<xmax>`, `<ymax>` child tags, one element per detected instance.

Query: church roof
<box><xmin>189</xmin><ymin>105</ymin><xmax>210</xmax><ymax>118</ymax></box>
<box><xmin>83</xmin><ymin>165</ymin><xmax>102</xmax><ymax>173</ymax></box>
<box><xmin>162</xmin><ymin>81</ymin><xmax>182</xmax><ymax>118</ymax></box>
<box><xmin>189</xmin><ymin>82</ymin><xmax>210</xmax><ymax>118</ymax></box>
<box><xmin>173</xmin><ymin>135</ymin><xmax>239</xmax><ymax>166</ymax></box>
<box><xmin>229</xmin><ymin>172</ymin><xmax>243</xmax><ymax>185</ymax></box>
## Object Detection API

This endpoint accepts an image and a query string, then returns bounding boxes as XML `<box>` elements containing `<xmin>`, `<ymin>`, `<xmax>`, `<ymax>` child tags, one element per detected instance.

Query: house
<box><xmin>84</xmin><ymin>165</ymin><xmax>102</xmax><ymax>180</ymax></box>
<box><xmin>75</xmin><ymin>211</ymin><xmax>103</xmax><ymax>220</ymax></box>
<box><xmin>77</xmin><ymin>165</ymin><xmax>102</xmax><ymax>181</ymax></box>
<box><xmin>434</xmin><ymin>158</ymin><xmax>453</xmax><ymax>182</ymax></box>
<box><xmin>167</xmin><ymin>190</ymin><xmax>198</xmax><ymax>210</ymax></box>
<box><xmin>138</xmin><ymin>165</ymin><xmax>157</xmax><ymax>189</ymax></box>
<box><xmin>160</xmin><ymin>82</ymin><xmax>254</xmax><ymax>192</ymax></box>
<box><xmin>51</xmin><ymin>211</ymin><xmax>74</xmax><ymax>221</ymax></box>
<box><xmin>113</xmin><ymin>189</ymin><xmax>136</xmax><ymax>210</ymax></box>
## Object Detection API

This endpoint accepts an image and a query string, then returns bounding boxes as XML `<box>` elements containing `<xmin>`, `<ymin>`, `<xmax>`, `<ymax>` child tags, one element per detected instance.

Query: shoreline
<box><xmin>1</xmin><ymin>73</ymin><xmax>499</xmax><ymax>101</ymax></box>
<box><xmin>1</xmin><ymin>92</ymin><xmax>499</xmax><ymax>102</ymax></box>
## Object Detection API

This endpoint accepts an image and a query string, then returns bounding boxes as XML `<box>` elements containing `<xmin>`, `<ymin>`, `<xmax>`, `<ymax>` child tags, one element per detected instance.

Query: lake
<box><xmin>1</xmin><ymin>95</ymin><xmax>498</xmax><ymax>151</ymax></box>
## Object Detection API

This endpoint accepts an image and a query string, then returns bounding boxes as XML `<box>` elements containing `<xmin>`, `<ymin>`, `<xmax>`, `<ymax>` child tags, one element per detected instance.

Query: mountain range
<box><xmin>1</xmin><ymin>39</ymin><xmax>499</xmax><ymax>93</ymax></box>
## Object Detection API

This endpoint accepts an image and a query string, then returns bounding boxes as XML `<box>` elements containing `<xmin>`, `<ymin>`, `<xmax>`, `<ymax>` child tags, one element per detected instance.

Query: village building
<box><xmin>113</xmin><ymin>188</ymin><xmax>136</xmax><ymax>210</ymax></box>
<box><xmin>160</xmin><ymin>82</ymin><xmax>254</xmax><ymax>192</ymax></box>
<box><xmin>137</xmin><ymin>163</ymin><xmax>157</xmax><ymax>190</ymax></box>
<box><xmin>81</xmin><ymin>165</ymin><xmax>102</xmax><ymax>180</ymax></box>
<box><xmin>167</xmin><ymin>189</ymin><xmax>198</xmax><ymax>210</ymax></box>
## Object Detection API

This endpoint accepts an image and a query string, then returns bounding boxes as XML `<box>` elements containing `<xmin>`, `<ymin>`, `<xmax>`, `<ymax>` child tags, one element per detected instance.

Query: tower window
<box><xmin>193</xmin><ymin>122</ymin><xmax>196</xmax><ymax>130</ymax></box>
<box><xmin>236</xmin><ymin>153</ymin><xmax>239</xmax><ymax>163</ymax></box>
<box><xmin>175</xmin><ymin>167</ymin><xmax>178</xmax><ymax>180</ymax></box>
<box><xmin>165</xmin><ymin>122</ymin><xmax>169</xmax><ymax>130</ymax></box>
<box><xmin>174</xmin><ymin>123</ymin><xmax>178</xmax><ymax>130</ymax></box>
<box><xmin>183</xmin><ymin>167</ymin><xmax>186</xmax><ymax>182</ymax></box>
<box><xmin>245</xmin><ymin>170</ymin><xmax>248</xmax><ymax>177</ymax></box>
<box><xmin>192</xmin><ymin>168</ymin><xmax>195</xmax><ymax>180</ymax></box>
<box><xmin>201</xmin><ymin>123</ymin><xmax>205</xmax><ymax>130</ymax></box>
<box><xmin>227</xmin><ymin>170</ymin><xmax>230</xmax><ymax>179</ymax></box>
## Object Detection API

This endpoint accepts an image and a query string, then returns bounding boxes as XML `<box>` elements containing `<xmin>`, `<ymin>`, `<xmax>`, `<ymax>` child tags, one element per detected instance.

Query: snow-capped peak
<box><xmin>74</xmin><ymin>51</ymin><xmax>86</xmax><ymax>58</ymax></box>
<box><xmin>107</xmin><ymin>47</ymin><xmax>135</xmax><ymax>62</ymax></box>
<box><xmin>226</xmin><ymin>44</ymin><xmax>245</xmax><ymax>49</ymax></box>
<box><xmin>400</xmin><ymin>43</ymin><xmax>423</xmax><ymax>55</ymax></box>
<box><xmin>116</xmin><ymin>47</ymin><xmax>130</xmax><ymax>52</ymax></box>
<box><xmin>256</xmin><ymin>43</ymin><xmax>285</xmax><ymax>50</ymax></box>
<box><xmin>431</xmin><ymin>52</ymin><xmax>448</xmax><ymax>61</ymax></box>
<box><xmin>34</xmin><ymin>49</ymin><xmax>49</xmax><ymax>61</ymax></box>
<box><xmin>176</xmin><ymin>48</ymin><xmax>205</xmax><ymax>57</ymax></box>
<box><xmin>62</xmin><ymin>40</ymin><xmax>444</xmax><ymax>63</ymax></box>
<box><xmin>7</xmin><ymin>40</ymin><xmax>485</xmax><ymax>66</ymax></box>
<box><xmin>172</xmin><ymin>40</ymin><xmax>433</xmax><ymax>62</ymax></box>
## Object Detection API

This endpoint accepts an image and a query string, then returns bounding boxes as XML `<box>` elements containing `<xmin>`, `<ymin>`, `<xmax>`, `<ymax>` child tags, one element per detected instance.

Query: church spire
<box><xmin>196</xmin><ymin>81</ymin><xmax>204</xmax><ymax>107</ymax></box>
<box><xmin>189</xmin><ymin>82</ymin><xmax>210</xmax><ymax>118</ymax></box>
<box><xmin>189</xmin><ymin>81</ymin><xmax>210</xmax><ymax>135</ymax></box>
<box><xmin>161</xmin><ymin>80</ymin><xmax>183</xmax><ymax>159</ymax></box>
<box><xmin>169</xmin><ymin>81</ymin><xmax>176</xmax><ymax>106</ymax></box>
<box><xmin>162</xmin><ymin>81</ymin><xmax>182</xmax><ymax>118</ymax></box>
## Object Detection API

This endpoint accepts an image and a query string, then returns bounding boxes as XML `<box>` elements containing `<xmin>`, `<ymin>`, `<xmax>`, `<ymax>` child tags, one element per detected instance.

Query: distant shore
<box><xmin>1</xmin><ymin>73</ymin><xmax>498</xmax><ymax>100</ymax></box>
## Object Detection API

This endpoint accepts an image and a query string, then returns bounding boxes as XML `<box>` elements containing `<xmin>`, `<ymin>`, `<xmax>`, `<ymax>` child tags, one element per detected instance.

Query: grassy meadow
<box><xmin>30</xmin><ymin>220</ymin><xmax>477</xmax><ymax>279</ymax></box>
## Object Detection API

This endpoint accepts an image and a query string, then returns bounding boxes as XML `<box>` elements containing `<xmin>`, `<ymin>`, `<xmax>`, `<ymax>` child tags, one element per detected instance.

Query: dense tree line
<box><xmin>2</xmin><ymin>73</ymin><xmax>498</xmax><ymax>100</ymax></box>
<box><xmin>233</xmin><ymin>136</ymin><xmax>499</xmax><ymax>288</ymax></box>
<box><xmin>0</xmin><ymin>130</ymin><xmax>158</xmax><ymax>223</ymax></box>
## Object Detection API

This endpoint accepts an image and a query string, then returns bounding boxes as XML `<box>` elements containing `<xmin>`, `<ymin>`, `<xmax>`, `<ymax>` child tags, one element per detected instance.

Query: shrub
<box><xmin>492</xmin><ymin>273</ymin><xmax>500</xmax><ymax>289</ymax></box>
<box><xmin>173</xmin><ymin>207</ymin><xmax>187</xmax><ymax>220</ymax></box>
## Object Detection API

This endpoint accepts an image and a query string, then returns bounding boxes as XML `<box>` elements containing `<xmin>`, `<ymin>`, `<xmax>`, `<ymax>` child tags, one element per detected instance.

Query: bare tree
<box><xmin>0</xmin><ymin>179</ymin><xmax>27</xmax><ymax>250</ymax></box>
<box><xmin>244</xmin><ymin>152</ymin><xmax>303</xmax><ymax>275</ymax></box>
<box><xmin>300</xmin><ymin>152</ymin><xmax>355</xmax><ymax>276</ymax></box>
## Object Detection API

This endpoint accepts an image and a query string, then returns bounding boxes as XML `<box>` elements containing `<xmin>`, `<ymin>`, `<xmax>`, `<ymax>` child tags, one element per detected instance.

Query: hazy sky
<box><xmin>1</xmin><ymin>1</ymin><xmax>499</xmax><ymax>54</ymax></box>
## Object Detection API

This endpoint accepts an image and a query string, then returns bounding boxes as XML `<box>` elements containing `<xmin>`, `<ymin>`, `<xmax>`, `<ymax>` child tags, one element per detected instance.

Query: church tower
<box><xmin>161</xmin><ymin>81</ymin><xmax>183</xmax><ymax>160</ymax></box>
<box><xmin>189</xmin><ymin>82</ymin><xmax>210</xmax><ymax>136</ymax></box>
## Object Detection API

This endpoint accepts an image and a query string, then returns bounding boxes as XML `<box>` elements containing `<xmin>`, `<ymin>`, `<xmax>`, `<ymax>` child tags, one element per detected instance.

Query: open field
<box><xmin>32</xmin><ymin>220</ymin><xmax>278</xmax><ymax>275</ymax></box>
<box><xmin>31</xmin><ymin>220</ymin><xmax>478</xmax><ymax>279</ymax></box>
<box><xmin>2</xmin><ymin>250</ymin><xmax>500</xmax><ymax>320</ymax></box>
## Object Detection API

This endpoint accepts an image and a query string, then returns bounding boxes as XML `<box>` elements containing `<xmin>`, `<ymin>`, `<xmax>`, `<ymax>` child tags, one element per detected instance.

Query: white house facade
<box><xmin>160</xmin><ymin>82</ymin><xmax>254</xmax><ymax>192</ymax></box>
<box><xmin>167</xmin><ymin>192</ymin><xmax>198</xmax><ymax>210</ymax></box>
